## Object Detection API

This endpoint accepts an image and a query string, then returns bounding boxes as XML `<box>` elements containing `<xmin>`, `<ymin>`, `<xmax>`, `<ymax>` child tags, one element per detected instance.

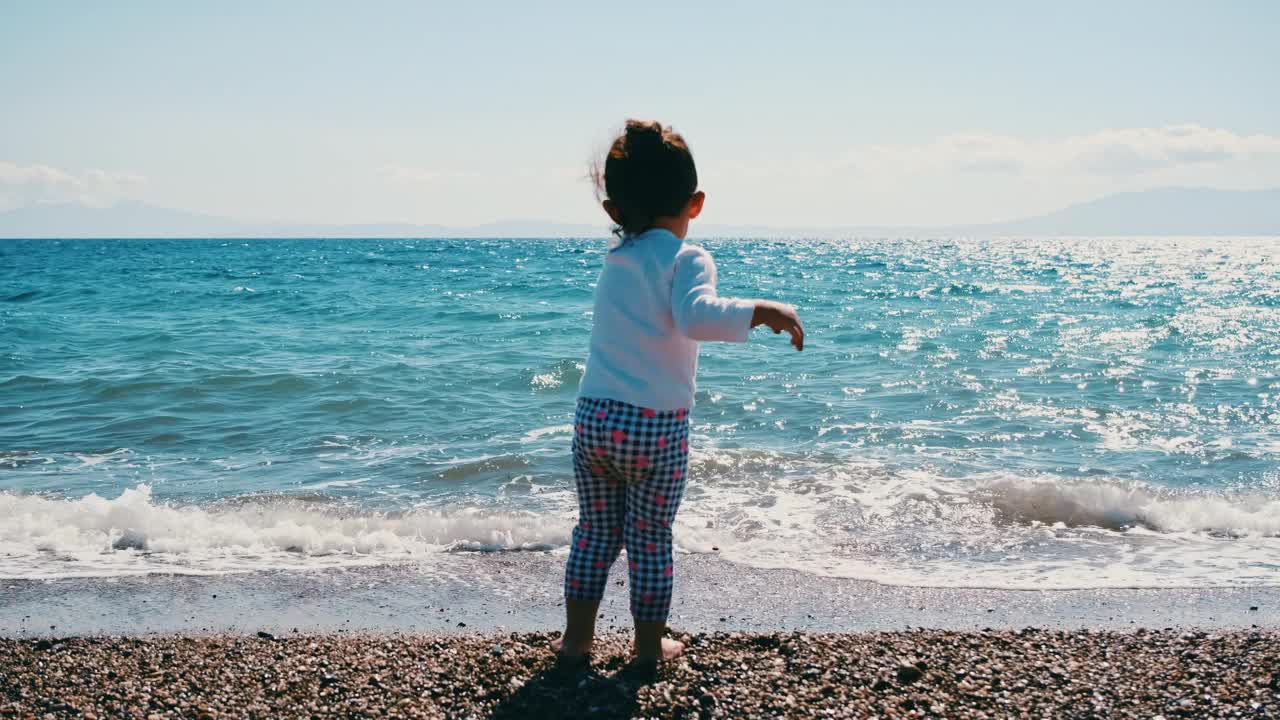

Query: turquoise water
<box><xmin>2</xmin><ymin>237</ymin><xmax>1278</xmax><ymax>587</ymax></box>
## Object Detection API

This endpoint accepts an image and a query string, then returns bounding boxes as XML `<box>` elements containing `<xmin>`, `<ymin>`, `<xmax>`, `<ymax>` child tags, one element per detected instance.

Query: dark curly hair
<box><xmin>592</xmin><ymin>119</ymin><xmax>698</xmax><ymax>239</ymax></box>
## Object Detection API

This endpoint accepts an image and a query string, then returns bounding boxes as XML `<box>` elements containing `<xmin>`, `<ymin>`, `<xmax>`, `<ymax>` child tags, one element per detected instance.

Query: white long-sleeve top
<box><xmin>577</xmin><ymin>228</ymin><xmax>756</xmax><ymax>410</ymax></box>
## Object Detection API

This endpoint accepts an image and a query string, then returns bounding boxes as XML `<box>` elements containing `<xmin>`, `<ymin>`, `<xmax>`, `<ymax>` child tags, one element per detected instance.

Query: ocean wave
<box><xmin>433</xmin><ymin>453</ymin><xmax>534</xmax><ymax>481</ymax></box>
<box><xmin>529</xmin><ymin>359</ymin><xmax>584</xmax><ymax>391</ymax></box>
<box><xmin>687</xmin><ymin>445</ymin><xmax>1280</xmax><ymax>537</ymax></box>
<box><xmin>2</xmin><ymin>289</ymin><xmax>41</xmax><ymax>302</ymax></box>
<box><xmin>679</xmin><ymin>456</ymin><xmax>1280</xmax><ymax>589</ymax></box>
<box><xmin>2</xmin><ymin>470</ymin><xmax>1278</xmax><ymax>588</ymax></box>
<box><xmin>978</xmin><ymin>478</ymin><xmax>1280</xmax><ymax>535</ymax></box>
<box><xmin>0</xmin><ymin>485</ymin><xmax>571</xmax><ymax>579</ymax></box>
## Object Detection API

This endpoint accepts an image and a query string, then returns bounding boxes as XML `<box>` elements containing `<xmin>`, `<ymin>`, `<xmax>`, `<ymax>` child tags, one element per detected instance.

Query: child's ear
<box><xmin>602</xmin><ymin>199</ymin><xmax>624</xmax><ymax>225</ymax></box>
<box><xmin>686</xmin><ymin>191</ymin><xmax>706</xmax><ymax>219</ymax></box>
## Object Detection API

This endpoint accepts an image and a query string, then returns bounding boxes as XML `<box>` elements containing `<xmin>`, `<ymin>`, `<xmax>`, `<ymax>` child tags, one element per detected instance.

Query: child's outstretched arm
<box><xmin>672</xmin><ymin>246</ymin><xmax>804</xmax><ymax>351</ymax></box>
<box><xmin>751</xmin><ymin>299</ymin><xmax>804</xmax><ymax>351</ymax></box>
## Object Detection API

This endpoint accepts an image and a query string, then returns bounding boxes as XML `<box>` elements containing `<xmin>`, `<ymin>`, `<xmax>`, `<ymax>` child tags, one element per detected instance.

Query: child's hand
<box><xmin>751</xmin><ymin>301</ymin><xmax>804</xmax><ymax>351</ymax></box>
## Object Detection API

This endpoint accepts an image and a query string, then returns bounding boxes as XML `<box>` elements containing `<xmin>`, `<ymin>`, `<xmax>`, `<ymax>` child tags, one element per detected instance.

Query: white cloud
<box><xmin>377</xmin><ymin>164</ymin><xmax>482</xmax><ymax>184</ymax></box>
<box><xmin>695</xmin><ymin>124</ymin><xmax>1280</xmax><ymax>226</ymax></box>
<box><xmin>0</xmin><ymin>161</ymin><xmax>148</xmax><ymax>210</ymax></box>
<box><xmin>843</xmin><ymin>125</ymin><xmax>1280</xmax><ymax>176</ymax></box>
<box><xmin>378</xmin><ymin>164</ymin><xmax>586</xmax><ymax>184</ymax></box>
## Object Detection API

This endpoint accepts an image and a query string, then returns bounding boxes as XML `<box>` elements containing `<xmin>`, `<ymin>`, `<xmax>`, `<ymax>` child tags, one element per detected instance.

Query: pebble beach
<box><xmin>4</xmin><ymin>628</ymin><xmax>1278</xmax><ymax>719</ymax></box>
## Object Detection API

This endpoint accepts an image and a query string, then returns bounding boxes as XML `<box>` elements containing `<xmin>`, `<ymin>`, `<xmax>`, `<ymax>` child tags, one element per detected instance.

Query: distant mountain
<box><xmin>700</xmin><ymin>187</ymin><xmax>1280</xmax><ymax>238</ymax></box>
<box><xmin>0</xmin><ymin>202</ymin><xmax>248</xmax><ymax>238</ymax></box>
<box><xmin>1</xmin><ymin>188</ymin><xmax>1277</xmax><ymax>239</ymax></box>
<box><xmin>0</xmin><ymin>203</ymin><xmax>606</xmax><ymax>239</ymax></box>
<box><xmin>961</xmin><ymin>187</ymin><xmax>1280</xmax><ymax>237</ymax></box>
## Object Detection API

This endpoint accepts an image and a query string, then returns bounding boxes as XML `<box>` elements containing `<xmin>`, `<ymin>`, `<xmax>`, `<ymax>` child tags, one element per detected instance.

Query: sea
<box><xmin>2</xmin><ymin>237</ymin><xmax>1278</xmax><ymax>592</ymax></box>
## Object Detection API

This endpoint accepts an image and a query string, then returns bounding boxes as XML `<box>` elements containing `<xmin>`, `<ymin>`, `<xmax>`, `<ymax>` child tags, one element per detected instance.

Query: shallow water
<box><xmin>1</xmin><ymin>237</ymin><xmax>1277</xmax><ymax>588</ymax></box>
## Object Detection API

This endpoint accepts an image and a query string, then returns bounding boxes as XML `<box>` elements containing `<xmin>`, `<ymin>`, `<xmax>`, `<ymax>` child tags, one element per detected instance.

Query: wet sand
<box><xmin>3</xmin><ymin>553</ymin><xmax>1277</xmax><ymax>637</ymax></box>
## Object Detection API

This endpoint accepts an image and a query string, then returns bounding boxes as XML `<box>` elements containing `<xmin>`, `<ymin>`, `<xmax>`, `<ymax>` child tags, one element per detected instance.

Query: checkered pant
<box><xmin>564</xmin><ymin>397</ymin><xmax>690</xmax><ymax>622</ymax></box>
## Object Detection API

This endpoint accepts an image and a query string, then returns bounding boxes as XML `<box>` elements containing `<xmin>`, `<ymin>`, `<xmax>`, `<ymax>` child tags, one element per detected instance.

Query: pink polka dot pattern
<box><xmin>564</xmin><ymin>397</ymin><xmax>691</xmax><ymax>622</ymax></box>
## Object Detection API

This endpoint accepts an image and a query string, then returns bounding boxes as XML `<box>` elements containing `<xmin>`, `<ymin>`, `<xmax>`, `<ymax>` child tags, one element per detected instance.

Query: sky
<box><xmin>2</xmin><ymin>0</ymin><xmax>1278</xmax><ymax>228</ymax></box>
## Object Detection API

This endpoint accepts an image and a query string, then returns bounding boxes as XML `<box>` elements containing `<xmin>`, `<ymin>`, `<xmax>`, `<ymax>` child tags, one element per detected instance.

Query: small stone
<box><xmin>256</xmin><ymin>631</ymin><xmax>276</xmax><ymax>641</ymax></box>
<box><xmin>751</xmin><ymin>636</ymin><xmax>780</xmax><ymax>650</ymax></box>
<box><xmin>896</xmin><ymin>664</ymin><xmax>924</xmax><ymax>684</ymax></box>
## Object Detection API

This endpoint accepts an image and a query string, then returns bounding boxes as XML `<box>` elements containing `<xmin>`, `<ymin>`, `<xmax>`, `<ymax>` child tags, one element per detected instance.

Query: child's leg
<box><xmin>622</xmin><ymin>407</ymin><xmax>690</xmax><ymax>661</ymax></box>
<box><xmin>561</xmin><ymin>401</ymin><xmax>626</xmax><ymax>656</ymax></box>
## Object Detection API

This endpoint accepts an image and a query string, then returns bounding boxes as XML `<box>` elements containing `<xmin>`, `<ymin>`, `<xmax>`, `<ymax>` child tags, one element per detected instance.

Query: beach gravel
<box><xmin>2</xmin><ymin>628</ymin><xmax>1278</xmax><ymax>718</ymax></box>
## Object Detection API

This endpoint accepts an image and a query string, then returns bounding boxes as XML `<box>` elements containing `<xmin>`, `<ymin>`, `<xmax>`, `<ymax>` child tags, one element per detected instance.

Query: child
<box><xmin>557</xmin><ymin>119</ymin><xmax>803</xmax><ymax>667</ymax></box>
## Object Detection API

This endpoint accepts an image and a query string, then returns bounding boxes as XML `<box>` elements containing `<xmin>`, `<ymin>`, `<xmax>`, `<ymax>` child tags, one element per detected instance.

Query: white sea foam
<box><xmin>677</xmin><ymin>450</ymin><xmax>1280</xmax><ymax>590</ymax></box>
<box><xmin>0</xmin><ymin>485</ymin><xmax>572</xmax><ymax>579</ymax></box>
<box><xmin>3</xmin><ymin>468</ymin><xmax>1278</xmax><ymax>589</ymax></box>
<box><xmin>521</xmin><ymin>424</ymin><xmax>573</xmax><ymax>442</ymax></box>
<box><xmin>529</xmin><ymin>360</ymin><xmax>584</xmax><ymax>390</ymax></box>
<box><xmin>979</xmin><ymin>477</ymin><xmax>1280</xmax><ymax>535</ymax></box>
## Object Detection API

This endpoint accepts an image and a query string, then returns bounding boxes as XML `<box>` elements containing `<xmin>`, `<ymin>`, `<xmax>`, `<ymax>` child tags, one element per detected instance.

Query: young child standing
<box><xmin>557</xmin><ymin>119</ymin><xmax>804</xmax><ymax>667</ymax></box>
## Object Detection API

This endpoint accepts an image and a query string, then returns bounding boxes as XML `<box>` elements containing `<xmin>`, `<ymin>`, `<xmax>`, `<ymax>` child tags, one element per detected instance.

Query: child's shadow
<box><xmin>488</xmin><ymin>660</ymin><xmax>657</xmax><ymax>720</ymax></box>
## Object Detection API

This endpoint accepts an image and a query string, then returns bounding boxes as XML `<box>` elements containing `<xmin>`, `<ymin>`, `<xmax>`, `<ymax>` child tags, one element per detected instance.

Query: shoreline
<box><xmin>5</xmin><ymin>551</ymin><xmax>1279</xmax><ymax>717</ymax></box>
<box><xmin>3</xmin><ymin>554</ymin><xmax>1276</xmax><ymax>637</ymax></box>
<box><xmin>4</xmin><ymin>629</ymin><xmax>1278</xmax><ymax>718</ymax></box>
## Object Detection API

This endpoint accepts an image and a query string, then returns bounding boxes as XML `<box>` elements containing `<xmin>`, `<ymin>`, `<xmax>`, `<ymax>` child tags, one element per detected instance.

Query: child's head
<box><xmin>594</xmin><ymin>119</ymin><xmax>704</xmax><ymax>239</ymax></box>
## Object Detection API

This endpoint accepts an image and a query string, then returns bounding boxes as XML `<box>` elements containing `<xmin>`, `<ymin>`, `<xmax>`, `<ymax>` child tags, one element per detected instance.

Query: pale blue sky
<box><xmin>2</xmin><ymin>1</ymin><xmax>1278</xmax><ymax>227</ymax></box>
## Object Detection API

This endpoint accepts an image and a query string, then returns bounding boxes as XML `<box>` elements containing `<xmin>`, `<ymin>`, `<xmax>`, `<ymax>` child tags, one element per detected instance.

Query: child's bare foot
<box><xmin>659</xmin><ymin>636</ymin><xmax>685</xmax><ymax>660</ymax></box>
<box><xmin>551</xmin><ymin>635</ymin><xmax>592</xmax><ymax>658</ymax></box>
<box><xmin>634</xmin><ymin>637</ymin><xmax>684</xmax><ymax>663</ymax></box>
<box><xmin>622</xmin><ymin>638</ymin><xmax>684</xmax><ymax>684</ymax></box>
